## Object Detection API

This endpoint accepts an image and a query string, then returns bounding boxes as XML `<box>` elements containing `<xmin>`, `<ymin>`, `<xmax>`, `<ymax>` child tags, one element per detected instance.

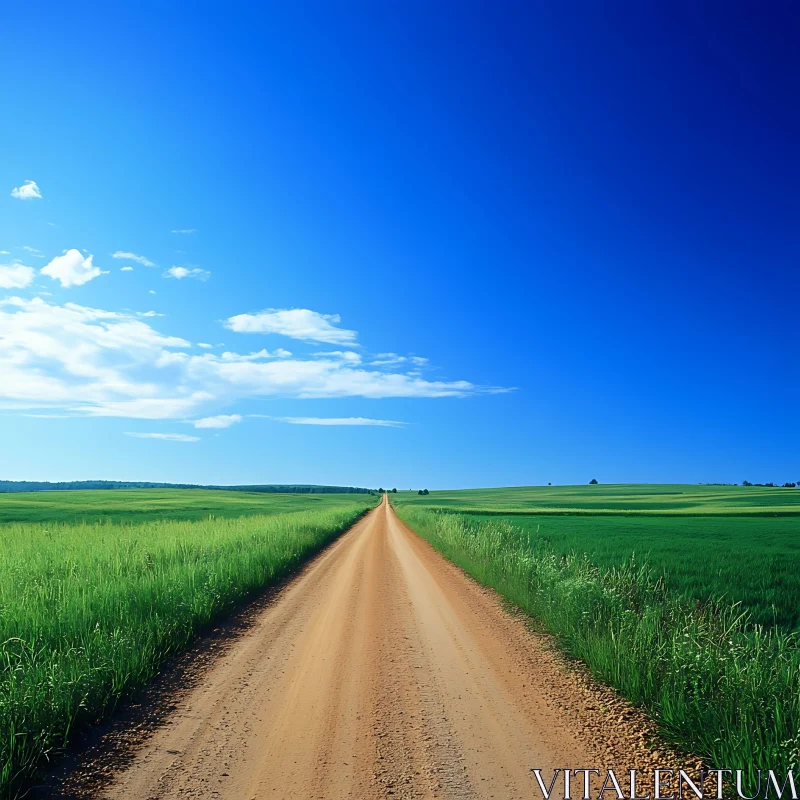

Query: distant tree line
<box><xmin>741</xmin><ymin>481</ymin><xmax>798</xmax><ymax>488</ymax></box>
<box><xmin>418</xmin><ymin>489</ymin><xmax>430</xmax><ymax>495</ymax></box>
<box><xmin>0</xmin><ymin>480</ymin><xmax>375</xmax><ymax>495</ymax></box>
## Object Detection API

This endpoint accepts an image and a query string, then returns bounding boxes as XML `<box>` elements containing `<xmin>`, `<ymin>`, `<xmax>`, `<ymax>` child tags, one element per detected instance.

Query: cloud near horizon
<box><xmin>125</xmin><ymin>432</ymin><xmax>200</xmax><ymax>442</ymax></box>
<box><xmin>272</xmin><ymin>416</ymin><xmax>407</xmax><ymax>427</ymax></box>
<box><xmin>0</xmin><ymin>296</ymin><xmax>507</xmax><ymax>421</ymax></box>
<box><xmin>193</xmin><ymin>414</ymin><xmax>242</xmax><ymax>429</ymax></box>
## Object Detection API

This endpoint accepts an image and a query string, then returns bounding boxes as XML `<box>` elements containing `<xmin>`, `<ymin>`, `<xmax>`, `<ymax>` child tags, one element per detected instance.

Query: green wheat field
<box><xmin>392</xmin><ymin>484</ymin><xmax>800</xmax><ymax>782</ymax></box>
<box><xmin>0</xmin><ymin>490</ymin><xmax>376</xmax><ymax>797</ymax></box>
<box><xmin>2</xmin><ymin>483</ymin><xmax>800</xmax><ymax>795</ymax></box>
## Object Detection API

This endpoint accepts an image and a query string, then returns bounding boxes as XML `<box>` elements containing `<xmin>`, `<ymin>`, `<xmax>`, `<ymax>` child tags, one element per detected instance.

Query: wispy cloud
<box><xmin>113</xmin><ymin>251</ymin><xmax>155</xmax><ymax>267</ymax></box>
<box><xmin>171</xmin><ymin>229</ymin><xmax>197</xmax><ymax>234</ymax></box>
<box><xmin>273</xmin><ymin>416</ymin><xmax>407</xmax><ymax>427</ymax></box>
<box><xmin>164</xmin><ymin>266</ymin><xmax>210</xmax><ymax>281</ymax></box>
<box><xmin>225</xmin><ymin>309</ymin><xmax>357</xmax><ymax>345</ymax></box>
<box><xmin>11</xmin><ymin>180</ymin><xmax>41</xmax><ymax>200</ymax></box>
<box><xmin>0</xmin><ymin>263</ymin><xmax>35</xmax><ymax>289</ymax></box>
<box><xmin>369</xmin><ymin>353</ymin><xmax>429</xmax><ymax>368</ymax></box>
<box><xmin>22</xmin><ymin>246</ymin><xmax>44</xmax><ymax>258</ymax></box>
<box><xmin>125</xmin><ymin>432</ymin><xmax>200</xmax><ymax>442</ymax></box>
<box><xmin>41</xmin><ymin>249</ymin><xmax>105</xmax><ymax>287</ymax></box>
<box><xmin>314</xmin><ymin>350</ymin><xmax>361</xmax><ymax>364</ymax></box>
<box><xmin>120</xmin><ymin>266</ymin><xmax>134</xmax><ymax>272</ymax></box>
<box><xmin>0</xmin><ymin>297</ymin><xmax>508</xmax><ymax>421</ymax></box>
<box><xmin>193</xmin><ymin>414</ymin><xmax>242</xmax><ymax>429</ymax></box>
<box><xmin>371</xmin><ymin>352</ymin><xmax>406</xmax><ymax>366</ymax></box>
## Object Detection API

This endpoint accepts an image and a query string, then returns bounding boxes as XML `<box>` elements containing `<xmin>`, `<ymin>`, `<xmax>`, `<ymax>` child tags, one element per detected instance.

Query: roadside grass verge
<box><xmin>394</xmin><ymin>505</ymin><xmax>800</xmax><ymax>779</ymax></box>
<box><xmin>0</xmin><ymin>501</ymin><xmax>373</xmax><ymax>797</ymax></box>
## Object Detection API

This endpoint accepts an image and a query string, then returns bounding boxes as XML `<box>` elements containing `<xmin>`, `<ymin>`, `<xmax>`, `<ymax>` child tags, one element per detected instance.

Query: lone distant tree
<box><xmin>548</xmin><ymin>482</ymin><xmax>552</xmax><ymax>486</ymax></box>
<box><xmin>378</xmin><ymin>487</ymin><xmax>384</xmax><ymax>493</ymax></box>
<box><xmin>742</xmin><ymin>480</ymin><xmax>752</xmax><ymax>486</ymax></box>
<box><xmin>417</xmin><ymin>488</ymin><xmax>429</xmax><ymax>495</ymax></box>
<box><xmin>589</xmin><ymin>478</ymin><xmax>598</xmax><ymax>485</ymax></box>
<box><xmin>391</xmin><ymin>488</ymin><xmax>397</xmax><ymax>493</ymax></box>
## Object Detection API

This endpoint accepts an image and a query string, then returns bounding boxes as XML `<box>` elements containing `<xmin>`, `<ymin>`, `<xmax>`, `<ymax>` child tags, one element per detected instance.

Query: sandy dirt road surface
<box><xmin>99</xmin><ymin>497</ymin><xmax>623</xmax><ymax>800</ymax></box>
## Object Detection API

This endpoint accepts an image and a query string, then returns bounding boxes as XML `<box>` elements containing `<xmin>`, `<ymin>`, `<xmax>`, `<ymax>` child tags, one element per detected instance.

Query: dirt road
<box><xmin>99</xmin><ymin>497</ymin><xmax>620</xmax><ymax>799</ymax></box>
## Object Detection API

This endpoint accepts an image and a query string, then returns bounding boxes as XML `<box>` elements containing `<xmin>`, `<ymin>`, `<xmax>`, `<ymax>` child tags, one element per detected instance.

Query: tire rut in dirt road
<box><xmin>97</xmin><ymin>497</ymin><xmax>616</xmax><ymax>799</ymax></box>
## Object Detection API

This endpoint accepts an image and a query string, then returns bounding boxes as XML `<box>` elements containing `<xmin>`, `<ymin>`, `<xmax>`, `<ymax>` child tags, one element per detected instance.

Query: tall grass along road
<box><xmin>74</xmin><ymin>496</ymin><xmax>670</xmax><ymax>800</ymax></box>
<box><xmin>0</xmin><ymin>497</ymin><xmax>373</xmax><ymax>798</ymax></box>
<box><xmin>392</xmin><ymin>494</ymin><xmax>800</xmax><ymax>783</ymax></box>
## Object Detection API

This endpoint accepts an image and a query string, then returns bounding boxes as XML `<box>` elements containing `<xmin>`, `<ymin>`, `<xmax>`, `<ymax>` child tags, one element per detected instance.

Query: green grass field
<box><xmin>0</xmin><ymin>491</ymin><xmax>376</xmax><ymax>798</ymax></box>
<box><xmin>0</xmin><ymin>488</ymin><xmax>374</xmax><ymax>525</ymax></box>
<box><xmin>392</xmin><ymin>484</ymin><xmax>800</xmax><ymax>780</ymax></box>
<box><xmin>399</xmin><ymin>483</ymin><xmax>800</xmax><ymax>515</ymax></box>
<box><xmin>398</xmin><ymin>484</ymin><xmax>800</xmax><ymax>628</ymax></box>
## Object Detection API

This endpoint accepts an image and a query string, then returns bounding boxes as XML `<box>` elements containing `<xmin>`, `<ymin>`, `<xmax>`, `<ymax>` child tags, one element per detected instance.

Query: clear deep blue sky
<box><xmin>1</xmin><ymin>2</ymin><xmax>798</xmax><ymax>488</ymax></box>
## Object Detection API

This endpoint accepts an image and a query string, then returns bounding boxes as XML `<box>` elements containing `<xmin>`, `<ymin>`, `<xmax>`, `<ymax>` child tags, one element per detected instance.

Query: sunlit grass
<box><xmin>0</xmin><ymin>499</ymin><xmax>374</xmax><ymax>797</ymax></box>
<box><xmin>394</xmin><ymin>505</ymin><xmax>800</xmax><ymax>780</ymax></box>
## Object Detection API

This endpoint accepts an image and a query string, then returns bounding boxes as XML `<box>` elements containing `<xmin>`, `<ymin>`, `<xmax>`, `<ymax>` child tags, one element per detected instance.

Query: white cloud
<box><xmin>0</xmin><ymin>297</ymin><xmax>507</xmax><ymax>421</ymax></box>
<box><xmin>149</xmin><ymin>290</ymin><xmax>156</xmax><ymax>295</ymax></box>
<box><xmin>193</xmin><ymin>414</ymin><xmax>242</xmax><ymax>429</ymax></box>
<box><xmin>184</xmin><ymin>355</ymin><xmax>491</xmax><ymax>400</ymax></box>
<box><xmin>84</xmin><ymin>394</ymin><xmax>212</xmax><ymax>419</ymax></box>
<box><xmin>0</xmin><ymin>251</ymin><xmax>9</xmax><ymax>255</ymax></box>
<box><xmin>23</xmin><ymin>246</ymin><xmax>42</xmax><ymax>255</ymax></box>
<box><xmin>274</xmin><ymin>416</ymin><xmax>406</xmax><ymax>427</ymax></box>
<box><xmin>171</xmin><ymin>229</ymin><xmax>197</xmax><ymax>234</ymax></box>
<box><xmin>125</xmin><ymin>432</ymin><xmax>200</xmax><ymax>442</ymax></box>
<box><xmin>11</xmin><ymin>180</ymin><xmax>42</xmax><ymax>200</ymax></box>
<box><xmin>113</xmin><ymin>251</ymin><xmax>155</xmax><ymax>267</ymax></box>
<box><xmin>41</xmin><ymin>249</ymin><xmax>105</xmax><ymax>287</ymax></box>
<box><xmin>0</xmin><ymin>264</ymin><xmax>36</xmax><ymax>289</ymax></box>
<box><xmin>220</xmin><ymin>349</ymin><xmax>271</xmax><ymax>361</ymax></box>
<box><xmin>0</xmin><ymin>297</ymin><xmax>192</xmax><ymax>415</ymax></box>
<box><xmin>369</xmin><ymin>353</ymin><xmax>428</xmax><ymax>368</ymax></box>
<box><xmin>120</xmin><ymin>266</ymin><xmax>134</xmax><ymax>272</ymax></box>
<box><xmin>225</xmin><ymin>308</ymin><xmax>357</xmax><ymax>345</ymax></box>
<box><xmin>197</xmin><ymin>342</ymin><xmax>213</xmax><ymax>349</ymax></box>
<box><xmin>211</xmin><ymin>348</ymin><xmax>293</xmax><ymax>362</ymax></box>
<box><xmin>165</xmin><ymin>266</ymin><xmax>210</xmax><ymax>281</ymax></box>
<box><xmin>371</xmin><ymin>352</ymin><xmax>406</xmax><ymax>366</ymax></box>
<box><xmin>315</xmin><ymin>350</ymin><xmax>361</xmax><ymax>364</ymax></box>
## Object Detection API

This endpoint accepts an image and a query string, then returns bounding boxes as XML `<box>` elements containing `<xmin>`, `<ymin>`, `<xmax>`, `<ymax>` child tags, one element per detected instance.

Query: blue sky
<box><xmin>1</xmin><ymin>2</ymin><xmax>798</xmax><ymax>488</ymax></box>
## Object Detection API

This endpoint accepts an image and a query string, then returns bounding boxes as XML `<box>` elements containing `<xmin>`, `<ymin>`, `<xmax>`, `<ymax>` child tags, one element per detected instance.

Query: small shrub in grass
<box><xmin>394</xmin><ymin>506</ymin><xmax>800</xmax><ymax>782</ymax></box>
